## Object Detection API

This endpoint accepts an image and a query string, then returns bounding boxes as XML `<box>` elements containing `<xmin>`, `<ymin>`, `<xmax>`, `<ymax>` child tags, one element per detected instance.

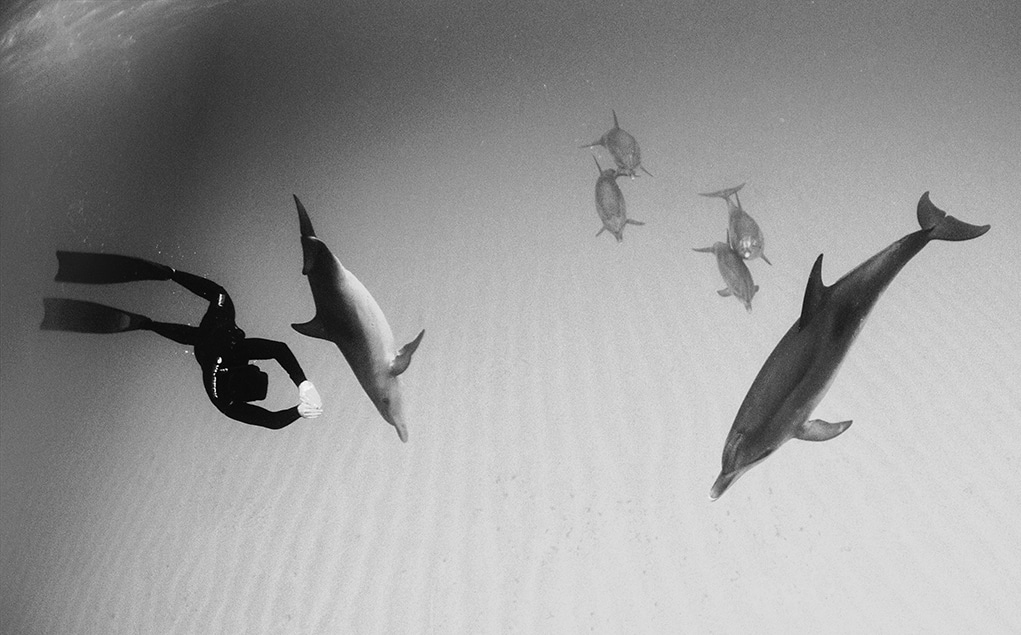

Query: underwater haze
<box><xmin>2</xmin><ymin>0</ymin><xmax>1020</xmax><ymax>632</ymax></box>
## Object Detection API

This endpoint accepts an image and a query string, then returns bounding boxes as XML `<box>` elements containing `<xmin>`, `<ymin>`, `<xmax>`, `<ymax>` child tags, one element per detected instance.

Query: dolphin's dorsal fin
<box><xmin>796</xmin><ymin>418</ymin><xmax>852</xmax><ymax>441</ymax></box>
<box><xmin>390</xmin><ymin>329</ymin><xmax>425</xmax><ymax>376</ymax></box>
<box><xmin>611</xmin><ymin>109</ymin><xmax>619</xmax><ymax>129</ymax></box>
<box><xmin>292</xmin><ymin>317</ymin><xmax>331</xmax><ymax>341</ymax></box>
<box><xmin>798</xmin><ymin>254</ymin><xmax>827</xmax><ymax>330</ymax></box>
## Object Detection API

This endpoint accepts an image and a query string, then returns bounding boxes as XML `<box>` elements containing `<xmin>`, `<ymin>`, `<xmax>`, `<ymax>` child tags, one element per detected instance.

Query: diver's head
<box><xmin>222</xmin><ymin>364</ymin><xmax>268</xmax><ymax>403</ymax></box>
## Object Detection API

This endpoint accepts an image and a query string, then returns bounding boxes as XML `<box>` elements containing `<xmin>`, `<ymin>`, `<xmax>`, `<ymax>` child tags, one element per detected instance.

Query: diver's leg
<box><xmin>144</xmin><ymin>321</ymin><xmax>201</xmax><ymax>346</ymax></box>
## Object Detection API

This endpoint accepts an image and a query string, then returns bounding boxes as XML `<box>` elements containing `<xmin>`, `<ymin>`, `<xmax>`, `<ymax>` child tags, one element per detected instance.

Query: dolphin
<box><xmin>710</xmin><ymin>192</ymin><xmax>989</xmax><ymax>500</ymax></box>
<box><xmin>593</xmin><ymin>157</ymin><xmax>644</xmax><ymax>242</ymax></box>
<box><xmin>581</xmin><ymin>109</ymin><xmax>653</xmax><ymax>178</ymax></box>
<box><xmin>291</xmin><ymin>195</ymin><xmax>424</xmax><ymax>442</ymax></box>
<box><xmin>699</xmin><ymin>183</ymin><xmax>772</xmax><ymax>265</ymax></box>
<box><xmin>693</xmin><ymin>241</ymin><xmax>759</xmax><ymax>311</ymax></box>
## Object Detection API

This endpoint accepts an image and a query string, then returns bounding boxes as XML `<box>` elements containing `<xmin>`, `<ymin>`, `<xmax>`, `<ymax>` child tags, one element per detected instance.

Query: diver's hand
<box><xmin>298</xmin><ymin>380</ymin><xmax>322</xmax><ymax>419</ymax></box>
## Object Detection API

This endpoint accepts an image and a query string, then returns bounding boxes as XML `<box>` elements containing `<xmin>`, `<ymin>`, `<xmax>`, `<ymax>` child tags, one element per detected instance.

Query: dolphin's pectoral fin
<box><xmin>390</xmin><ymin>329</ymin><xmax>425</xmax><ymax>376</ymax></box>
<box><xmin>626</xmin><ymin>219</ymin><xmax>645</xmax><ymax>226</ymax></box>
<box><xmin>798</xmin><ymin>254</ymin><xmax>827</xmax><ymax>330</ymax></box>
<box><xmin>717</xmin><ymin>288</ymin><xmax>732</xmax><ymax>297</ymax></box>
<box><xmin>796</xmin><ymin>418</ymin><xmax>852</xmax><ymax>442</ymax></box>
<box><xmin>292</xmin><ymin>317</ymin><xmax>331</xmax><ymax>341</ymax></box>
<box><xmin>761</xmin><ymin>253</ymin><xmax>772</xmax><ymax>265</ymax></box>
<box><xmin>596</xmin><ymin>227</ymin><xmax>605</xmax><ymax>237</ymax></box>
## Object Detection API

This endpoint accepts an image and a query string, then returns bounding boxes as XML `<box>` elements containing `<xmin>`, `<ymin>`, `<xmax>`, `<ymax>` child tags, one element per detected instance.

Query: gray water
<box><xmin>2</xmin><ymin>1</ymin><xmax>1020</xmax><ymax>632</ymax></box>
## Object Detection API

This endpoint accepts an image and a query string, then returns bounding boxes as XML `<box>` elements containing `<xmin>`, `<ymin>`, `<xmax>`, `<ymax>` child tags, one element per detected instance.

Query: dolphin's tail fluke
<box><xmin>293</xmin><ymin>195</ymin><xmax>316</xmax><ymax>238</ymax></box>
<box><xmin>917</xmin><ymin>192</ymin><xmax>990</xmax><ymax>242</ymax></box>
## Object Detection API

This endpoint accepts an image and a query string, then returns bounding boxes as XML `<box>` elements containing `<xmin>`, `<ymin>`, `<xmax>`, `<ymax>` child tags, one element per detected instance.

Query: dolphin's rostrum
<box><xmin>710</xmin><ymin>193</ymin><xmax>989</xmax><ymax>499</ymax></box>
<box><xmin>291</xmin><ymin>195</ymin><xmax>424</xmax><ymax>442</ymax></box>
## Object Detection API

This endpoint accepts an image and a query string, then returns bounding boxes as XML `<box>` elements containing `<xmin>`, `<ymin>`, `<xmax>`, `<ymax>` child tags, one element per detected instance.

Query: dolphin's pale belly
<box><xmin>336</xmin><ymin>271</ymin><xmax>396</xmax><ymax>387</ymax></box>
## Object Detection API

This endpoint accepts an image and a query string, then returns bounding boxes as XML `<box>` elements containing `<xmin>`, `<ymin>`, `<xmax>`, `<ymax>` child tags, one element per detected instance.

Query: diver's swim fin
<box><xmin>54</xmin><ymin>251</ymin><xmax>173</xmax><ymax>284</ymax></box>
<box><xmin>40</xmin><ymin>298</ymin><xmax>151</xmax><ymax>334</ymax></box>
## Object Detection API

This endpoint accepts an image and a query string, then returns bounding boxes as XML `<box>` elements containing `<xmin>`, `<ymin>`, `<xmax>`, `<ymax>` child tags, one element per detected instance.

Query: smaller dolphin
<box><xmin>693</xmin><ymin>241</ymin><xmax>759</xmax><ymax>311</ymax></box>
<box><xmin>709</xmin><ymin>192</ymin><xmax>990</xmax><ymax>500</ymax></box>
<box><xmin>291</xmin><ymin>195</ymin><xmax>424</xmax><ymax>442</ymax></box>
<box><xmin>581</xmin><ymin>110</ymin><xmax>653</xmax><ymax>178</ymax></box>
<box><xmin>699</xmin><ymin>183</ymin><xmax>771</xmax><ymax>265</ymax></box>
<box><xmin>593</xmin><ymin>157</ymin><xmax>644</xmax><ymax>242</ymax></box>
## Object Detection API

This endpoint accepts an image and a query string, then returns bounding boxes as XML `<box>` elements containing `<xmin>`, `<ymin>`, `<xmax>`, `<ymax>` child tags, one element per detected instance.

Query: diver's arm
<box><xmin>218</xmin><ymin>402</ymin><xmax>302</xmax><ymax>430</ymax></box>
<box><xmin>241</xmin><ymin>338</ymin><xmax>308</xmax><ymax>386</ymax></box>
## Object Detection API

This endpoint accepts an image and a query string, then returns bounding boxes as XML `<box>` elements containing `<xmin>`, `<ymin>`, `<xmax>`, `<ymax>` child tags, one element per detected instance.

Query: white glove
<box><xmin>298</xmin><ymin>380</ymin><xmax>323</xmax><ymax>419</ymax></box>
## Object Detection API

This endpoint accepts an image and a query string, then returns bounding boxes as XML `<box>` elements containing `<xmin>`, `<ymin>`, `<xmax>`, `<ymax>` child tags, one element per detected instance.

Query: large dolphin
<box><xmin>291</xmin><ymin>195</ymin><xmax>424</xmax><ymax>442</ymax></box>
<box><xmin>699</xmin><ymin>183</ymin><xmax>772</xmax><ymax>265</ymax></box>
<box><xmin>693</xmin><ymin>241</ymin><xmax>759</xmax><ymax>311</ymax></box>
<box><xmin>593</xmin><ymin>156</ymin><xmax>645</xmax><ymax>242</ymax></box>
<box><xmin>710</xmin><ymin>193</ymin><xmax>989</xmax><ymax>500</ymax></box>
<box><xmin>581</xmin><ymin>109</ymin><xmax>653</xmax><ymax>178</ymax></box>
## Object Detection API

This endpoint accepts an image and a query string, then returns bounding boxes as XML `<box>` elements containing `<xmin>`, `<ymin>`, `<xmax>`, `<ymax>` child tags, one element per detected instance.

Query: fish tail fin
<box><xmin>917</xmin><ymin>192</ymin><xmax>990</xmax><ymax>242</ymax></box>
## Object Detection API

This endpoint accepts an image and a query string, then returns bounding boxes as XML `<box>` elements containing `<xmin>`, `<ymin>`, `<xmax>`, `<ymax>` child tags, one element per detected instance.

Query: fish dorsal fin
<box><xmin>292</xmin><ymin>317</ymin><xmax>331</xmax><ymax>341</ymax></box>
<box><xmin>798</xmin><ymin>254</ymin><xmax>827</xmax><ymax>330</ymax></box>
<box><xmin>390</xmin><ymin>329</ymin><xmax>425</xmax><ymax>376</ymax></box>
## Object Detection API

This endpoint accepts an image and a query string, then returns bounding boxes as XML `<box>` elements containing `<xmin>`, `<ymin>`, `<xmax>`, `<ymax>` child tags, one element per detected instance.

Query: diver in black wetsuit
<box><xmin>41</xmin><ymin>251</ymin><xmax>322</xmax><ymax>429</ymax></box>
